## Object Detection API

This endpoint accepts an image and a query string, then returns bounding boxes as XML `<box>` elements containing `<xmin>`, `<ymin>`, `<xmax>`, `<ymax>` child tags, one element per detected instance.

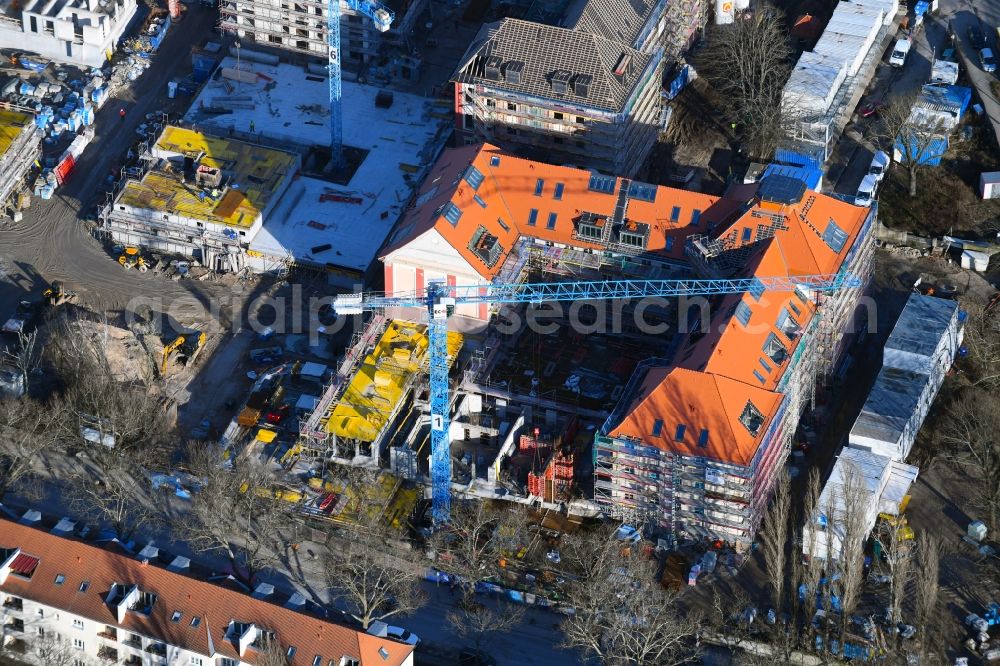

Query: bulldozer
<box><xmin>118</xmin><ymin>247</ymin><xmax>148</xmax><ymax>272</ymax></box>
<box><xmin>160</xmin><ymin>331</ymin><xmax>207</xmax><ymax>377</ymax></box>
<box><xmin>42</xmin><ymin>281</ymin><xmax>75</xmax><ymax>306</ymax></box>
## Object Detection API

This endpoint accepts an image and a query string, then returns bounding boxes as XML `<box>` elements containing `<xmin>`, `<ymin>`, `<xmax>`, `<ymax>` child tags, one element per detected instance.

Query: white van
<box><xmin>868</xmin><ymin>150</ymin><xmax>890</xmax><ymax>183</ymax></box>
<box><xmin>889</xmin><ymin>38</ymin><xmax>912</xmax><ymax>67</ymax></box>
<box><xmin>855</xmin><ymin>174</ymin><xmax>879</xmax><ymax>207</ymax></box>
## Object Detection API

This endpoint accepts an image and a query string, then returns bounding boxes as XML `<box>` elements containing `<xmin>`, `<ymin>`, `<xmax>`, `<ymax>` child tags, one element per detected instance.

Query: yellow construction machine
<box><xmin>160</xmin><ymin>331</ymin><xmax>207</xmax><ymax>377</ymax></box>
<box><xmin>42</xmin><ymin>281</ymin><xmax>75</xmax><ymax>306</ymax></box>
<box><xmin>118</xmin><ymin>247</ymin><xmax>148</xmax><ymax>272</ymax></box>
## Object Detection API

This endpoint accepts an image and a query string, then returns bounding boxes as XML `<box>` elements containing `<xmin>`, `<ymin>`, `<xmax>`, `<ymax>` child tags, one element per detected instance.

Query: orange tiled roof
<box><xmin>381</xmin><ymin>143</ymin><xmax>718</xmax><ymax>278</ymax></box>
<box><xmin>607</xmin><ymin>367</ymin><xmax>783</xmax><ymax>466</ymax></box>
<box><xmin>0</xmin><ymin>517</ymin><xmax>413</xmax><ymax>666</ymax></box>
<box><xmin>609</xmin><ymin>180</ymin><xmax>871</xmax><ymax>465</ymax></box>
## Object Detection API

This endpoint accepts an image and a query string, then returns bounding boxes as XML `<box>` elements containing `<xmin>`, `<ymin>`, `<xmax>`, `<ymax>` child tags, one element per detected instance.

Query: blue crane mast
<box><xmin>327</xmin><ymin>0</ymin><xmax>393</xmax><ymax>167</ymax></box>
<box><xmin>334</xmin><ymin>273</ymin><xmax>860</xmax><ymax>523</ymax></box>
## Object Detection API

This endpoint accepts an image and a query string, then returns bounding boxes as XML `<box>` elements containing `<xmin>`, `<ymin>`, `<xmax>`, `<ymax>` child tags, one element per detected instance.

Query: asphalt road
<box><xmin>0</xmin><ymin>4</ymin><xmax>237</xmax><ymax>329</ymax></box>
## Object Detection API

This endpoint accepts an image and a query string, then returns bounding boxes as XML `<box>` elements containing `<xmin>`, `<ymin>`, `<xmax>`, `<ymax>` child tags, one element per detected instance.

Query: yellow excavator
<box><xmin>42</xmin><ymin>281</ymin><xmax>75</xmax><ymax>306</ymax></box>
<box><xmin>160</xmin><ymin>331</ymin><xmax>207</xmax><ymax>377</ymax></box>
<box><xmin>118</xmin><ymin>247</ymin><xmax>148</xmax><ymax>272</ymax></box>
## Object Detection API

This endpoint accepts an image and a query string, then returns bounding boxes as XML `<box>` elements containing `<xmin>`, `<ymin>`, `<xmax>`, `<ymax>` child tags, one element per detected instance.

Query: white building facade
<box><xmin>0</xmin><ymin>0</ymin><xmax>139</xmax><ymax>67</ymax></box>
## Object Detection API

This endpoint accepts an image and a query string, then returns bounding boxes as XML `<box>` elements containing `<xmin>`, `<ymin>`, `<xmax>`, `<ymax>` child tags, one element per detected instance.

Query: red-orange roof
<box><xmin>0</xmin><ymin>518</ymin><xmax>413</xmax><ymax>666</ymax></box>
<box><xmin>609</xmin><ymin>182</ymin><xmax>870</xmax><ymax>465</ymax></box>
<box><xmin>381</xmin><ymin>143</ymin><xmax>718</xmax><ymax>278</ymax></box>
<box><xmin>608</xmin><ymin>367</ymin><xmax>783</xmax><ymax>466</ymax></box>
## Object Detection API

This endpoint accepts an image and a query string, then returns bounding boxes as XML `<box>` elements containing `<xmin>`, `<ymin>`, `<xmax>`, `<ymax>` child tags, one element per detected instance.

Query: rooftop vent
<box><xmin>613</xmin><ymin>53</ymin><xmax>632</xmax><ymax>79</ymax></box>
<box><xmin>551</xmin><ymin>69</ymin><xmax>572</xmax><ymax>93</ymax></box>
<box><xmin>572</xmin><ymin>73</ymin><xmax>592</xmax><ymax>97</ymax></box>
<box><xmin>484</xmin><ymin>55</ymin><xmax>503</xmax><ymax>81</ymax></box>
<box><xmin>503</xmin><ymin>60</ymin><xmax>524</xmax><ymax>84</ymax></box>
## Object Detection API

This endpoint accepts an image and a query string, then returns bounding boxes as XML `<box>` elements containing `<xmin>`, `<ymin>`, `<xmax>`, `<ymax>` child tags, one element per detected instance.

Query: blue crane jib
<box><xmin>332</xmin><ymin>273</ymin><xmax>860</xmax><ymax>524</ymax></box>
<box><xmin>328</xmin><ymin>0</ymin><xmax>394</xmax><ymax>167</ymax></box>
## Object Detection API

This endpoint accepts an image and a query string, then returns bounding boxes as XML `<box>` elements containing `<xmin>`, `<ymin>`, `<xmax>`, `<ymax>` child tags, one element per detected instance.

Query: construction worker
<box><xmin>119</xmin><ymin>107</ymin><xmax>126</xmax><ymax>120</ymax></box>
<box><xmin>249</xmin><ymin>120</ymin><xmax>255</xmax><ymax>133</ymax></box>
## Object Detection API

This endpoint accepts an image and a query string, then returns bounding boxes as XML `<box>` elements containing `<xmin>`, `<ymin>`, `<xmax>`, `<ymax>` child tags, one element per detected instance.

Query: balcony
<box><xmin>123</xmin><ymin>657</ymin><xmax>143</xmax><ymax>666</ymax></box>
<box><xmin>145</xmin><ymin>643</ymin><xmax>167</xmax><ymax>656</ymax></box>
<box><xmin>98</xmin><ymin>646</ymin><xmax>119</xmax><ymax>662</ymax></box>
<box><xmin>122</xmin><ymin>636</ymin><xmax>142</xmax><ymax>649</ymax></box>
<box><xmin>3</xmin><ymin>619</ymin><xmax>25</xmax><ymax>633</ymax></box>
<box><xmin>97</xmin><ymin>627</ymin><xmax>119</xmax><ymax>640</ymax></box>
<box><xmin>2</xmin><ymin>597</ymin><xmax>23</xmax><ymax>611</ymax></box>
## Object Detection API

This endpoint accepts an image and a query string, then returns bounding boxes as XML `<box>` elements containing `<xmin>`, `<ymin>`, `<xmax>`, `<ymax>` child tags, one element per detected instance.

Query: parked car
<box><xmin>366</xmin><ymin>620</ymin><xmax>420</xmax><ymax>646</ymax></box>
<box><xmin>868</xmin><ymin>150</ymin><xmax>890</xmax><ymax>183</ymax></box>
<box><xmin>968</xmin><ymin>24</ymin><xmax>986</xmax><ymax>49</ymax></box>
<box><xmin>980</xmin><ymin>47</ymin><xmax>997</xmax><ymax>73</ymax></box>
<box><xmin>860</xmin><ymin>100</ymin><xmax>883</xmax><ymax>118</ymax></box>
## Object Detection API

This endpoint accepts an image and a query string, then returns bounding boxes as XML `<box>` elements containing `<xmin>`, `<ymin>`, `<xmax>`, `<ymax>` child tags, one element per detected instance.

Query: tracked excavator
<box><xmin>160</xmin><ymin>331</ymin><xmax>207</xmax><ymax>377</ymax></box>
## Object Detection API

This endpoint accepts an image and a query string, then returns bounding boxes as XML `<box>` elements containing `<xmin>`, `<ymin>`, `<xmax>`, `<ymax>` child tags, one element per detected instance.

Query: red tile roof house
<box><xmin>381</xmin><ymin>143</ymin><xmax>876</xmax><ymax>548</ymax></box>
<box><xmin>0</xmin><ymin>515</ymin><xmax>414</xmax><ymax>666</ymax></box>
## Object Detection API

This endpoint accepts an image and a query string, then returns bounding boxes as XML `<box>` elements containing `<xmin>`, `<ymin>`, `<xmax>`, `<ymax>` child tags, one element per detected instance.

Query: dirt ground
<box><xmin>878</xmin><ymin>114</ymin><xmax>1000</xmax><ymax>238</ymax></box>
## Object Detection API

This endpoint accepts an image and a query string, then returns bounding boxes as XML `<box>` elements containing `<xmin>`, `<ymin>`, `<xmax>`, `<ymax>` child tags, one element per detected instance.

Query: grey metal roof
<box><xmin>884</xmin><ymin>293</ymin><xmax>958</xmax><ymax>360</ymax></box>
<box><xmin>565</xmin><ymin>0</ymin><xmax>656</xmax><ymax>48</ymax></box>
<box><xmin>453</xmin><ymin>18</ymin><xmax>652</xmax><ymax>113</ymax></box>
<box><xmin>851</xmin><ymin>366</ymin><xmax>924</xmax><ymax>444</ymax></box>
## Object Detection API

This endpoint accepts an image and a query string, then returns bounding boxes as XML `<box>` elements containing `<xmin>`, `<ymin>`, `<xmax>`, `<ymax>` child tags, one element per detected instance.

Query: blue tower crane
<box><xmin>334</xmin><ymin>272</ymin><xmax>860</xmax><ymax>523</ymax></box>
<box><xmin>327</xmin><ymin>0</ymin><xmax>393</xmax><ymax>167</ymax></box>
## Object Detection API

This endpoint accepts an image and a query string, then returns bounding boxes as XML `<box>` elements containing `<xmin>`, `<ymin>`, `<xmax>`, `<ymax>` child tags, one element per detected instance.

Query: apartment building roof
<box><xmin>607</xmin><ymin>177</ymin><xmax>870</xmax><ymax>466</ymax></box>
<box><xmin>0</xmin><ymin>109</ymin><xmax>32</xmax><ymax>157</ymax></box>
<box><xmin>565</xmin><ymin>0</ymin><xmax>658</xmax><ymax>48</ymax></box>
<box><xmin>0</xmin><ymin>516</ymin><xmax>413</xmax><ymax>666</ymax></box>
<box><xmin>884</xmin><ymin>292</ymin><xmax>958</xmax><ymax>360</ymax></box>
<box><xmin>116</xmin><ymin>126</ymin><xmax>297</xmax><ymax>229</ymax></box>
<box><xmin>453</xmin><ymin>18</ymin><xmax>653</xmax><ymax>113</ymax></box>
<box><xmin>381</xmin><ymin>143</ymin><xmax>717</xmax><ymax>277</ymax></box>
<box><xmin>607</xmin><ymin>366</ymin><xmax>783</xmax><ymax>466</ymax></box>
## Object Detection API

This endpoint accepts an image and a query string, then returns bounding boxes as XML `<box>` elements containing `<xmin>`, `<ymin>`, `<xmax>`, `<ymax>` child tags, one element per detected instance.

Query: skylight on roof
<box><xmin>698</xmin><ymin>429</ymin><xmax>709</xmax><ymax>448</ymax></box>
<box><xmin>440</xmin><ymin>202</ymin><xmax>463</xmax><ymax>227</ymax></box>
<box><xmin>527</xmin><ymin>209</ymin><xmax>538</xmax><ymax>226</ymax></box>
<box><xmin>628</xmin><ymin>181</ymin><xmax>657</xmax><ymax>202</ymax></box>
<box><xmin>490</xmin><ymin>156</ymin><xmax>501</xmax><ymax>167</ymax></box>
<box><xmin>691</xmin><ymin>209</ymin><xmax>702</xmax><ymax>226</ymax></box>
<box><xmin>463</xmin><ymin>165</ymin><xmax>484</xmax><ymax>190</ymax></box>
<box><xmin>190</xmin><ymin>617</ymin><xmax>201</xmax><ymax>628</ymax></box>
<box><xmin>534</xmin><ymin>178</ymin><xmax>545</xmax><ymax>196</ymax></box>
<box><xmin>546</xmin><ymin>212</ymin><xmax>557</xmax><ymax>230</ymax></box>
<box><xmin>670</xmin><ymin>206</ymin><xmax>681</xmax><ymax>222</ymax></box>
<box><xmin>822</xmin><ymin>219</ymin><xmax>849</xmax><ymax>253</ymax></box>
<box><xmin>171</xmin><ymin>611</ymin><xmax>182</xmax><ymax>622</ymax></box>
<box><xmin>473</xmin><ymin>194</ymin><xmax>487</xmax><ymax>208</ymax></box>
<box><xmin>554</xmin><ymin>183</ymin><xmax>564</xmax><ymax>200</ymax></box>
<box><xmin>588</xmin><ymin>173</ymin><xmax>616</xmax><ymax>194</ymax></box>
<box><xmin>54</xmin><ymin>574</ymin><xmax>65</xmax><ymax>585</ymax></box>
<box><xmin>748</xmin><ymin>278</ymin><xmax>765</xmax><ymax>301</ymax></box>
<box><xmin>379</xmin><ymin>647</ymin><xmax>391</xmax><ymax>660</ymax></box>
<box><xmin>735</xmin><ymin>301</ymin><xmax>752</xmax><ymax>327</ymax></box>
<box><xmin>79</xmin><ymin>581</ymin><xmax>90</xmax><ymax>592</ymax></box>
<box><xmin>674</xmin><ymin>424</ymin><xmax>686</xmax><ymax>442</ymax></box>
<box><xmin>652</xmin><ymin>419</ymin><xmax>663</xmax><ymax>437</ymax></box>
<box><xmin>739</xmin><ymin>401</ymin><xmax>765</xmax><ymax>437</ymax></box>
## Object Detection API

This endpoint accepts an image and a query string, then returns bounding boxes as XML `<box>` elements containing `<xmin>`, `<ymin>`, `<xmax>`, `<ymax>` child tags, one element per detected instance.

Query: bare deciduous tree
<box><xmin>760</xmin><ymin>470</ymin><xmax>791</xmax><ymax>613</ymax></box>
<box><xmin>914</xmin><ymin>534</ymin><xmax>940</xmax><ymax>662</ymax></box>
<box><xmin>30</xmin><ymin>632</ymin><xmax>88</xmax><ymax>666</ymax></box>
<box><xmin>697</xmin><ymin>3</ymin><xmax>791</xmax><ymax>157</ymax></box>
<box><xmin>956</xmin><ymin>301</ymin><xmax>1000</xmax><ymax>391</ymax></box>
<box><xmin>873</xmin><ymin>521</ymin><xmax>913</xmax><ymax>625</ymax></box>
<box><xmin>0</xmin><ymin>398</ymin><xmax>60</xmax><ymax>501</ymax></box>
<box><xmin>940</xmin><ymin>390</ymin><xmax>1000</xmax><ymax>533</ymax></box>
<box><xmin>255</xmin><ymin>632</ymin><xmax>290</xmax><ymax>666</ymax></box>
<box><xmin>795</xmin><ymin>468</ymin><xmax>824</xmax><ymax>644</ymax></box>
<box><xmin>428</xmin><ymin>499</ymin><xmax>520</xmax><ymax>594</ymax></box>
<box><xmin>559</xmin><ymin>527</ymin><xmax>700</xmax><ymax>666</ymax></box>
<box><xmin>3</xmin><ymin>329</ymin><xmax>41</xmax><ymax>394</ymax></box>
<box><xmin>445</xmin><ymin>596</ymin><xmax>525</xmax><ymax>658</ymax></box>
<box><xmin>66</xmin><ymin>444</ymin><xmax>161</xmax><ymax>542</ymax></box>
<box><xmin>876</xmin><ymin>95</ymin><xmax>948</xmax><ymax>197</ymax></box>
<box><xmin>180</xmin><ymin>444</ymin><xmax>294</xmax><ymax>585</ymax></box>
<box><xmin>828</xmin><ymin>460</ymin><xmax>870</xmax><ymax>648</ymax></box>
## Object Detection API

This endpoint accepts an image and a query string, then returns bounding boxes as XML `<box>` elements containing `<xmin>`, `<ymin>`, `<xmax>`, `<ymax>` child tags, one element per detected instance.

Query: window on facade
<box><xmin>620</xmin><ymin>233</ymin><xmax>644</xmax><ymax>248</ymax></box>
<box><xmin>29</xmin><ymin>15</ymin><xmax>37</xmax><ymax>31</ymax></box>
<box><xmin>73</xmin><ymin>639</ymin><xmax>85</xmax><ymax>650</ymax></box>
<box><xmin>666</xmin><ymin>236</ymin><xmax>674</xmax><ymax>251</ymax></box>
<box><xmin>506</xmin><ymin>102</ymin><xmax>516</xmax><ymax>111</ymax></box>
<box><xmin>189</xmin><ymin>658</ymin><xmax>203</xmax><ymax>666</ymax></box>
<box><xmin>72</xmin><ymin>619</ymin><xmax>84</xmax><ymax>630</ymax></box>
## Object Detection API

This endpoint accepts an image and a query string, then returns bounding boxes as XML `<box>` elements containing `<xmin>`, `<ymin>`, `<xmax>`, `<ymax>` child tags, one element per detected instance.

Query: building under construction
<box><xmin>0</xmin><ymin>109</ymin><xmax>42</xmax><ymax>219</ymax></box>
<box><xmin>219</xmin><ymin>0</ymin><xmax>427</xmax><ymax>73</ymax></box>
<box><xmin>451</xmin><ymin>0</ymin><xmax>706</xmax><ymax>176</ymax></box>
